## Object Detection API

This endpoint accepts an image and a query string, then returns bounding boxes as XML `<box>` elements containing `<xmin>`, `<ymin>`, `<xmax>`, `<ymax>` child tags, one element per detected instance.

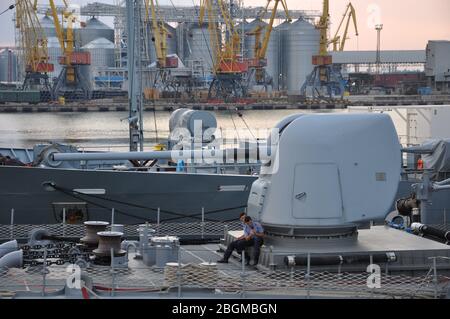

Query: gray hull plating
<box><xmin>0</xmin><ymin>166</ymin><xmax>257</xmax><ymax>224</ymax></box>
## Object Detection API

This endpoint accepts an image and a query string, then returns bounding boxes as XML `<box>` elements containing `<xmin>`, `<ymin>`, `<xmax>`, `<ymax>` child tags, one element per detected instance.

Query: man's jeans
<box><xmin>223</xmin><ymin>237</ymin><xmax>264</xmax><ymax>263</ymax></box>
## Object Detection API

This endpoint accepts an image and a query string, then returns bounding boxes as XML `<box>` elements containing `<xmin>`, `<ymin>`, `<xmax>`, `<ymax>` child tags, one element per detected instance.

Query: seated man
<box><xmin>218</xmin><ymin>216</ymin><xmax>264</xmax><ymax>265</ymax></box>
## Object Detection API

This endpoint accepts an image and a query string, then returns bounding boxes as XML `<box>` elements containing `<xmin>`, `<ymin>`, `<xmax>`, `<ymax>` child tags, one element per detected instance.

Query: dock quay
<box><xmin>0</xmin><ymin>95</ymin><xmax>449</xmax><ymax>113</ymax></box>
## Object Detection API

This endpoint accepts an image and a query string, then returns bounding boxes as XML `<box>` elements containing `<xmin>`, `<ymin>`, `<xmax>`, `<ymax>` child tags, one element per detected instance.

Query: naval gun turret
<box><xmin>241</xmin><ymin>113</ymin><xmax>443</xmax><ymax>271</ymax></box>
<box><xmin>247</xmin><ymin>113</ymin><xmax>402</xmax><ymax>235</ymax></box>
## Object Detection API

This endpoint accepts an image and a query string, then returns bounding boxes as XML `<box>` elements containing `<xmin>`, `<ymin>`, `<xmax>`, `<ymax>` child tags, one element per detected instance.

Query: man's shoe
<box><xmin>217</xmin><ymin>259</ymin><xmax>228</xmax><ymax>264</ymax></box>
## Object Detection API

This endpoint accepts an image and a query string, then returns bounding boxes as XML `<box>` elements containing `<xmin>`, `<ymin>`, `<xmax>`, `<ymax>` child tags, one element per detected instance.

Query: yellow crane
<box><xmin>329</xmin><ymin>2</ymin><xmax>358</xmax><ymax>51</ymax></box>
<box><xmin>199</xmin><ymin>0</ymin><xmax>248</xmax><ymax>99</ymax></box>
<box><xmin>144</xmin><ymin>0</ymin><xmax>177</xmax><ymax>68</ymax></box>
<box><xmin>44</xmin><ymin>0</ymin><xmax>91</xmax><ymax>99</ymax></box>
<box><xmin>300</xmin><ymin>0</ymin><xmax>346</xmax><ymax>99</ymax></box>
<box><xmin>246</xmin><ymin>0</ymin><xmax>291</xmax><ymax>84</ymax></box>
<box><xmin>14</xmin><ymin>0</ymin><xmax>54</xmax><ymax>91</ymax></box>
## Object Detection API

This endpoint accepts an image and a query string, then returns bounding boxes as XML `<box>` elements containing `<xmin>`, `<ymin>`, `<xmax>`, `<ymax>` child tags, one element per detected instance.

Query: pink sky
<box><xmin>257</xmin><ymin>0</ymin><xmax>450</xmax><ymax>51</ymax></box>
<box><xmin>1</xmin><ymin>0</ymin><xmax>449</xmax><ymax>50</ymax></box>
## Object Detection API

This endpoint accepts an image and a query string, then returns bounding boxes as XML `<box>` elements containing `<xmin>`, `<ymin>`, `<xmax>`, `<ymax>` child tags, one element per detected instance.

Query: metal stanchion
<box><xmin>9</xmin><ymin>209</ymin><xmax>14</xmax><ymax>240</ymax></box>
<box><xmin>240</xmin><ymin>250</ymin><xmax>247</xmax><ymax>298</ymax></box>
<box><xmin>201</xmin><ymin>207</ymin><xmax>205</xmax><ymax>239</ymax></box>
<box><xmin>177</xmin><ymin>247</ymin><xmax>182</xmax><ymax>298</ymax></box>
<box><xmin>432</xmin><ymin>257</ymin><xmax>438</xmax><ymax>299</ymax></box>
<box><xmin>111</xmin><ymin>247</ymin><xmax>116</xmax><ymax>297</ymax></box>
<box><xmin>111</xmin><ymin>208</ymin><xmax>115</xmax><ymax>227</ymax></box>
<box><xmin>157</xmin><ymin>208</ymin><xmax>160</xmax><ymax>236</ymax></box>
<box><xmin>306</xmin><ymin>253</ymin><xmax>311</xmax><ymax>299</ymax></box>
<box><xmin>42</xmin><ymin>248</ymin><xmax>48</xmax><ymax>297</ymax></box>
<box><xmin>62</xmin><ymin>208</ymin><xmax>66</xmax><ymax>237</ymax></box>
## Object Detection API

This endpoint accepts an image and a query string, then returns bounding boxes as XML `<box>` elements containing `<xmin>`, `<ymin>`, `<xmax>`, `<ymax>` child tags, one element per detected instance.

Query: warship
<box><xmin>0</xmin><ymin>112</ymin><xmax>449</xmax><ymax>300</ymax></box>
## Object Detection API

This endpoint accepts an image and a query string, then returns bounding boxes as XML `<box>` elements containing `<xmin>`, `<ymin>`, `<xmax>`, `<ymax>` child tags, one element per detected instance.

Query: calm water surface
<box><xmin>0</xmin><ymin>109</ymin><xmax>408</xmax><ymax>151</ymax></box>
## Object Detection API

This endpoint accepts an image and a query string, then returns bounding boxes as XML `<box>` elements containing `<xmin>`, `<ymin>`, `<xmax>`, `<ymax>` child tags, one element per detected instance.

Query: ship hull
<box><xmin>0</xmin><ymin>166</ymin><xmax>257</xmax><ymax>224</ymax></box>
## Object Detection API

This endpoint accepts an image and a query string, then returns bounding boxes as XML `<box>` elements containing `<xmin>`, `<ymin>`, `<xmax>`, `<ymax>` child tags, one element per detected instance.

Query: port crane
<box><xmin>246</xmin><ymin>0</ymin><xmax>291</xmax><ymax>89</ymax></box>
<box><xmin>329</xmin><ymin>2</ymin><xmax>358</xmax><ymax>51</ymax></box>
<box><xmin>47</xmin><ymin>0</ymin><xmax>91</xmax><ymax>100</ymax></box>
<box><xmin>300</xmin><ymin>0</ymin><xmax>346</xmax><ymax>100</ymax></box>
<box><xmin>200</xmin><ymin>0</ymin><xmax>248</xmax><ymax>100</ymax></box>
<box><xmin>144</xmin><ymin>0</ymin><xmax>189</xmax><ymax>95</ymax></box>
<box><xmin>14</xmin><ymin>0</ymin><xmax>54</xmax><ymax>95</ymax></box>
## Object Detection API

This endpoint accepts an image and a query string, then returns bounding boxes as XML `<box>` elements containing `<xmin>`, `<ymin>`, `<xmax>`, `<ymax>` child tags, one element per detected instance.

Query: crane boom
<box><xmin>330</xmin><ymin>2</ymin><xmax>358</xmax><ymax>51</ymax></box>
<box><xmin>15</xmin><ymin>0</ymin><xmax>53</xmax><ymax>74</ymax></box>
<box><xmin>199</xmin><ymin>0</ymin><xmax>248</xmax><ymax>100</ymax></box>
<box><xmin>145</xmin><ymin>0</ymin><xmax>174</xmax><ymax>68</ymax></box>
<box><xmin>317</xmin><ymin>0</ymin><xmax>330</xmax><ymax>57</ymax></box>
<box><xmin>200</xmin><ymin>0</ymin><xmax>244</xmax><ymax>74</ymax></box>
<box><xmin>48</xmin><ymin>0</ymin><xmax>66</xmax><ymax>52</ymax></box>
<box><xmin>247</xmin><ymin>0</ymin><xmax>291</xmax><ymax>84</ymax></box>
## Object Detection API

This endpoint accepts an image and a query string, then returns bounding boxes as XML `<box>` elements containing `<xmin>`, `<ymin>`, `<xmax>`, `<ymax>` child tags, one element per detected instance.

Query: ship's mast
<box><xmin>126</xmin><ymin>0</ymin><xmax>144</xmax><ymax>152</ymax></box>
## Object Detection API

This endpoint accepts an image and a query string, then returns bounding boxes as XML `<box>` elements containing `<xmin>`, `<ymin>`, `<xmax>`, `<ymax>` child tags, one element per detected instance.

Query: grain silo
<box><xmin>39</xmin><ymin>15</ymin><xmax>57</xmax><ymax>38</ymax></box>
<box><xmin>46</xmin><ymin>36</ymin><xmax>63</xmax><ymax>81</ymax></box>
<box><xmin>241</xmin><ymin>19</ymin><xmax>268</xmax><ymax>59</ymax></box>
<box><xmin>81</xmin><ymin>37</ymin><xmax>115</xmax><ymax>84</ymax></box>
<box><xmin>80</xmin><ymin>17</ymin><xmax>114</xmax><ymax>47</ymax></box>
<box><xmin>147</xmin><ymin>23</ymin><xmax>177</xmax><ymax>64</ymax></box>
<box><xmin>267</xmin><ymin>21</ymin><xmax>291</xmax><ymax>91</ymax></box>
<box><xmin>186</xmin><ymin>23</ymin><xmax>218</xmax><ymax>73</ymax></box>
<box><xmin>0</xmin><ymin>49</ymin><xmax>18</xmax><ymax>82</ymax></box>
<box><xmin>284</xmin><ymin>19</ymin><xmax>319</xmax><ymax>94</ymax></box>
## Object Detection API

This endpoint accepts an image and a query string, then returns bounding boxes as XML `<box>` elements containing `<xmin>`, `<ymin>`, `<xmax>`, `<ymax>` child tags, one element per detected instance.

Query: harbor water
<box><xmin>0</xmin><ymin>108</ymin><xmax>425</xmax><ymax>150</ymax></box>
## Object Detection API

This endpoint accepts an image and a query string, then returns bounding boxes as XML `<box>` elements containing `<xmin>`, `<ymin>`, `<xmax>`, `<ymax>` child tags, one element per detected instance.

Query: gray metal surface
<box><xmin>285</xmin><ymin>19</ymin><xmax>319</xmax><ymax>94</ymax></box>
<box><xmin>79</xmin><ymin>17</ymin><xmax>115</xmax><ymax>47</ymax></box>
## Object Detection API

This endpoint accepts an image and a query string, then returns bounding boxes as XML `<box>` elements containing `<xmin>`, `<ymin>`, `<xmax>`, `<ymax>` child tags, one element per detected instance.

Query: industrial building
<box><xmin>0</xmin><ymin>1</ymin><xmax>449</xmax><ymax>104</ymax></box>
<box><xmin>426</xmin><ymin>41</ymin><xmax>450</xmax><ymax>94</ymax></box>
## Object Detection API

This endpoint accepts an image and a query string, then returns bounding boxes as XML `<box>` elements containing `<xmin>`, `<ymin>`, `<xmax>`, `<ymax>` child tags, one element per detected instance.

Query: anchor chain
<box><xmin>20</xmin><ymin>242</ymin><xmax>92</xmax><ymax>267</ymax></box>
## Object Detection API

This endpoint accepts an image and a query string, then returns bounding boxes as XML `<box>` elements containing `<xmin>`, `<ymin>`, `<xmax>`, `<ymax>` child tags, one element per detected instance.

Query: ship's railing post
<box><xmin>111</xmin><ymin>247</ymin><xmax>116</xmax><ymax>297</ymax></box>
<box><xmin>432</xmin><ymin>257</ymin><xmax>438</xmax><ymax>299</ymax></box>
<box><xmin>157</xmin><ymin>208</ymin><xmax>160</xmax><ymax>236</ymax></box>
<box><xmin>62</xmin><ymin>208</ymin><xmax>66</xmax><ymax>237</ymax></box>
<box><xmin>240</xmin><ymin>250</ymin><xmax>246</xmax><ymax>298</ymax></box>
<box><xmin>201</xmin><ymin>207</ymin><xmax>205</xmax><ymax>239</ymax></box>
<box><xmin>306</xmin><ymin>253</ymin><xmax>311</xmax><ymax>299</ymax></box>
<box><xmin>177</xmin><ymin>245</ymin><xmax>182</xmax><ymax>298</ymax></box>
<box><xmin>370</xmin><ymin>255</ymin><xmax>374</xmax><ymax>299</ymax></box>
<box><xmin>42</xmin><ymin>247</ymin><xmax>48</xmax><ymax>297</ymax></box>
<box><xmin>10</xmin><ymin>208</ymin><xmax>14</xmax><ymax>240</ymax></box>
<box><xmin>111</xmin><ymin>208</ymin><xmax>115</xmax><ymax>226</ymax></box>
